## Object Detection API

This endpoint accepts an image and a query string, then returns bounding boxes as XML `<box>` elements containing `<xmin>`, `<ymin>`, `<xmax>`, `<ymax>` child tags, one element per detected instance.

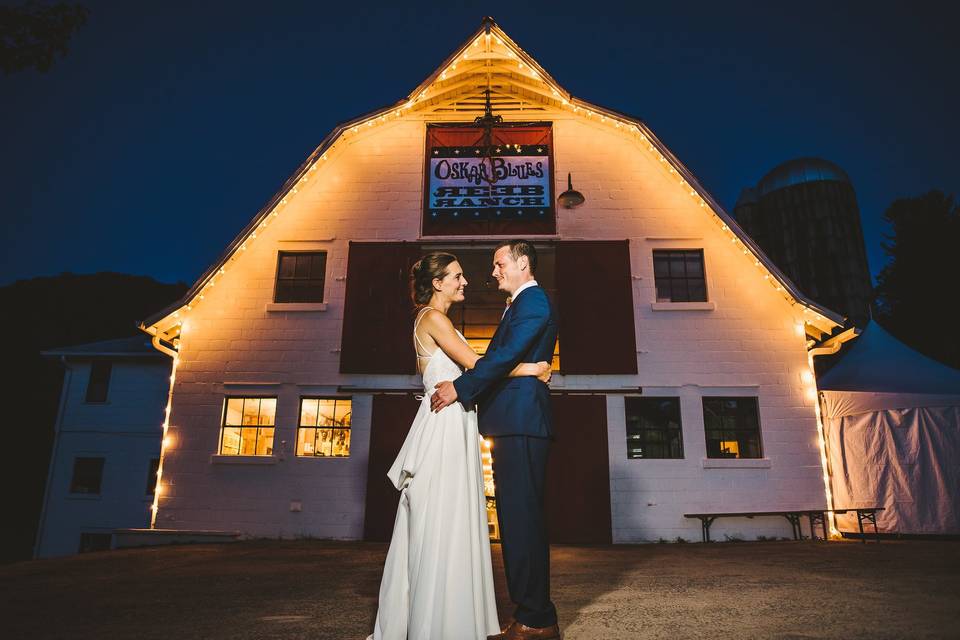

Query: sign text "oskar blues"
<box><xmin>429</xmin><ymin>155</ymin><xmax>550</xmax><ymax>209</ymax></box>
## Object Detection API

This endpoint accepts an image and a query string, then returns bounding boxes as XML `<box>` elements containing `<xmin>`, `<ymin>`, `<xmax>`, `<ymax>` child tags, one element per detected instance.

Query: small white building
<box><xmin>137</xmin><ymin>18</ymin><xmax>852</xmax><ymax>544</ymax></box>
<box><xmin>34</xmin><ymin>336</ymin><xmax>170</xmax><ymax>557</ymax></box>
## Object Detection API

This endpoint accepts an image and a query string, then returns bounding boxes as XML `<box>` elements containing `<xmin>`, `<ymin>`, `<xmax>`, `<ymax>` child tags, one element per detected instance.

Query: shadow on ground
<box><xmin>1</xmin><ymin>539</ymin><xmax>958</xmax><ymax>639</ymax></box>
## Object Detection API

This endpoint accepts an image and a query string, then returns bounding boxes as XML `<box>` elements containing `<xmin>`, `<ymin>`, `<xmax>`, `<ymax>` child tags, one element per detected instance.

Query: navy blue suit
<box><xmin>453</xmin><ymin>284</ymin><xmax>559</xmax><ymax>628</ymax></box>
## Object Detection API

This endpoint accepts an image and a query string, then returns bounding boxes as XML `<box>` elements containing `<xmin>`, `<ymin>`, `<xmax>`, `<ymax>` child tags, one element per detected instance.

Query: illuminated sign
<box><xmin>423</xmin><ymin>123</ymin><xmax>555</xmax><ymax>235</ymax></box>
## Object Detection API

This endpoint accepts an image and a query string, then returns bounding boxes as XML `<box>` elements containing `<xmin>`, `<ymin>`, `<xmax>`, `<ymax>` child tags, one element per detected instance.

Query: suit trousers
<box><xmin>491</xmin><ymin>435</ymin><xmax>557</xmax><ymax>628</ymax></box>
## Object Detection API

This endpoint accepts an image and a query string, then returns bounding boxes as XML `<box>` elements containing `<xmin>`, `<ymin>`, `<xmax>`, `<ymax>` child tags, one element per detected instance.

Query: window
<box><xmin>653</xmin><ymin>249</ymin><xmax>706</xmax><ymax>302</ymax></box>
<box><xmin>78</xmin><ymin>532</ymin><xmax>112</xmax><ymax>553</ymax></box>
<box><xmin>702</xmin><ymin>397</ymin><xmax>762</xmax><ymax>459</ymax></box>
<box><xmin>146</xmin><ymin>458</ymin><xmax>160</xmax><ymax>495</ymax></box>
<box><xmin>70</xmin><ymin>457</ymin><xmax>105</xmax><ymax>494</ymax></box>
<box><xmin>625</xmin><ymin>397</ymin><xmax>683</xmax><ymax>459</ymax></box>
<box><xmin>297</xmin><ymin>398</ymin><xmax>352</xmax><ymax>457</ymax></box>
<box><xmin>85</xmin><ymin>361</ymin><xmax>111</xmax><ymax>403</ymax></box>
<box><xmin>219</xmin><ymin>397</ymin><xmax>276</xmax><ymax>456</ymax></box>
<box><xmin>275</xmin><ymin>251</ymin><xmax>327</xmax><ymax>303</ymax></box>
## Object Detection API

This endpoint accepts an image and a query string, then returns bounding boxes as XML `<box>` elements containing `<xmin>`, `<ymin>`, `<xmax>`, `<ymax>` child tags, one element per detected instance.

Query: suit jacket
<box><xmin>453</xmin><ymin>285</ymin><xmax>558</xmax><ymax>437</ymax></box>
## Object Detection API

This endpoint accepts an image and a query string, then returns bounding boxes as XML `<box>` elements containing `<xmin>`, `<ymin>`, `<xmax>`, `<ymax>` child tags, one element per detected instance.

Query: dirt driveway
<box><xmin>2</xmin><ymin>539</ymin><xmax>958</xmax><ymax>639</ymax></box>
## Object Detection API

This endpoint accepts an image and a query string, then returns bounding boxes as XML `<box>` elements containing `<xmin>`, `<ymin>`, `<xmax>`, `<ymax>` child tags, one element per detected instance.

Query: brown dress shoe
<box><xmin>486</xmin><ymin>616</ymin><xmax>516</xmax><ymax>640</ymax></box>
<box><xmin>497</xmin><ymin>621</ymin><xmax>561</xmax><ymax>640</ymax></box>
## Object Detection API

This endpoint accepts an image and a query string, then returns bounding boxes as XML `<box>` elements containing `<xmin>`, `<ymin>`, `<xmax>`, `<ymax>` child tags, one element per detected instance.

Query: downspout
<box><xmin>807</xmin><ymin>327</ymin><xmax>860</xmax><ymax>537</ymax></box>
<box><xmin>149</xmin><ymin>331</ymin><xmax>179</xmax><ymax>529</ymax></box>
<box><xmin>151</xmin><ymin>334</ymin><xmax>178</xmax><ymax>359</ymax></box>
<box><xmin>33</xmin><ymin>356</ymin><xmax>73</xmax><ymax>559</ymax></box>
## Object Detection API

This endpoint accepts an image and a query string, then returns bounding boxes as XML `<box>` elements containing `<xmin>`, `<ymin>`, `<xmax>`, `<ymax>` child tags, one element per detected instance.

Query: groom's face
<box><xmin>491</xmin><ymin>246</ymin><xmax>527</xmax><ymax>295</ymax></box>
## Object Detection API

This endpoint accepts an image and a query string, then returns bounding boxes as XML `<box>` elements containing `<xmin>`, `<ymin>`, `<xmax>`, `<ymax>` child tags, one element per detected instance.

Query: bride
<box><xmin>367</xmin><ymin>252</ymin><xmax>551</xmax><ymax>640</ymax></box>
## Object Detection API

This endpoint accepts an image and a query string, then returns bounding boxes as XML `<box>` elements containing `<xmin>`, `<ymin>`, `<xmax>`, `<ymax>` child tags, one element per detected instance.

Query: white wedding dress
<box><xmin>367</xmin><ymin>309</ymin><xmax>500</xmax><ymax>640</ymax></box>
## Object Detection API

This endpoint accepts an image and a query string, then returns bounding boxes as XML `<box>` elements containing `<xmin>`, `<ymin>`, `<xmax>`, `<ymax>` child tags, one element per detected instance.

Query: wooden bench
<box><xmin>684</xmin><ymin>507</ymin><xmax>885</xmax><ymax>543</ymax></box>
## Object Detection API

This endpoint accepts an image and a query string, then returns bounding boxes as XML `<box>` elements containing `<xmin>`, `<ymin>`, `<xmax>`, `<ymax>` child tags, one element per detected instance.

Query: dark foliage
<box><xmin>0</xmin><ymin>272</ymin><xmax>186</xmax><ymax>563</ymax></box>
<box><xmin>874</xmin><ymin>190</ymin><xmax>960</xmax><ymax>369</ymax></box>
<box><xmin>0</xmin><ymin>2</ymin><xmax>89</xmax><ymax>74</ymax></box>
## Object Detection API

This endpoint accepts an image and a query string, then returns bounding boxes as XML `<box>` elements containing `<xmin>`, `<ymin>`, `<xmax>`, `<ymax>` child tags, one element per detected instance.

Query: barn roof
<box><xmin>138</xmin><ymin>17</ymin><xmax>845</xmax><ymax>341</ymax></box>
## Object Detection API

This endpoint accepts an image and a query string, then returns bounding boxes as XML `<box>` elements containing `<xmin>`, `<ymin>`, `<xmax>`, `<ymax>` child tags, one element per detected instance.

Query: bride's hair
<box><xmin>410</xmin><ymin>252</ymin><xmax>459</xmax><ymax>305</ymax></box>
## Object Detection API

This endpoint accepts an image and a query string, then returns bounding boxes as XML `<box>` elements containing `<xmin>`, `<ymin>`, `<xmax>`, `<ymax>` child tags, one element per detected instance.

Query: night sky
<box><xmin>2</xmin><ymin>1</ymin><xmax>957</xmax><ymax>287</ymax></box>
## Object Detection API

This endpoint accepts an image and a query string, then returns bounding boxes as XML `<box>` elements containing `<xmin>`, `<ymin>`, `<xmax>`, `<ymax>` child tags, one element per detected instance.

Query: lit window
<box><xmin>653</xmin><ymin>249</ymin><xmax>706</xmax><ymax>302</ymax></box>
<box><xmin>219</xmin><ymin>397</ymin><xmax>276</xmax><ymax>456</ymax></box>
<box><xmin>702</xmin><ymin>397</ymin><xmax>762</xmax><ymax>459</ymax></box>
<box><xmin>625</xmin><ymin>397</ymin><xmax>683</xmax><ymax>459</ymax></box>
<box><xmin>85</xmin><ymin>361</ymin><xmax>111</xmax><ymax>403</ymax></box>
<box><xmin>297</xmin><ymin>397</ymin><xmax>351</xmax><ymax>457</ymax></box>
<box><xmin>275</xmin><ymin>251</ymin><xmax>327</xmax><ymax>303</ymax></box>
<box><xmin>70</xmin><ymin>457</ymin><xmax>105</xmax><ymax>494</ymax></box>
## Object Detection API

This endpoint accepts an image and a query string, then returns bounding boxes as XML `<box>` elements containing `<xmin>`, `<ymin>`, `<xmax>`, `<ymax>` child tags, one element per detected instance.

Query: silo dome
<box><xmin>757</xmin><ymin>157</ymin><xmax>851</xmax><ymax>197</ymax></box>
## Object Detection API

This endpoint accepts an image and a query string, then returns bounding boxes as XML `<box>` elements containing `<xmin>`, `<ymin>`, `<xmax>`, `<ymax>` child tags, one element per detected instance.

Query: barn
<box><xmin>138</xmin><ymin>18</ymin><xmax>851</xmax><ymax>544</ymax></box>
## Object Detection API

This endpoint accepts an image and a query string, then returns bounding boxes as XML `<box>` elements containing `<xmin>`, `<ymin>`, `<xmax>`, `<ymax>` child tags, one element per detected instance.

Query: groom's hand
<box><xmin>431</xmin><ymin>381</ymin><xmax>458</xmax><ymax>412</ymax></box>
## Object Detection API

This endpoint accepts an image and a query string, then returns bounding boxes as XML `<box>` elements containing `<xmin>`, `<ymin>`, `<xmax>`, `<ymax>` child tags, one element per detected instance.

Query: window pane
<box><xmin>241</xmin><ymin>399</ymin><xmax>260</xmax><ymax>426</ymax></box>
<box><xmin>221</xmin><ymin>427</ymin><xmax>241</xmax><ymax>454</ymax></box>
<box><xmin>298</xmin><ymin>428</ymin><xmax>316</xmax><ymax>455</ymax></box>
<box><xmin>669</xmin><ymin>255</ymin><xmax>685</xmax><ymax>277</ymax></box>
<box><xmin>316</xmin><ymin>429</ymin><xmax>333</xmax><ymax>456</ymax></box>
<box><xmin>317</xmin><ymin>400</ymin><xmax>338</xmax><ymax>427</ymax></box>
<box><xmin>653</xmin><ymin>255</ymin><xmax>669</xmax><ymax>278</ymax></box>
<box><xmin>625</xmin><ymin>397</ymin><xmax>683</xmax><ymax>459</ymax></box>
<box><xmin>226</xmin><ymin>399</ymin><xmax>244</xmax><ymax>426</ymax></box>
<box><xmin>258</xmin><ymin>398</ymin><xmax>276</xmax><ymax>426</ymax></box>
<box><xmin>70</xmin><ymin>457</ymin><xmax>105</xmax><ymax>494</ymax></box>
<box><xmin>332</xmin><ymin>429</ymin><xmax>351</xmax><ymax>456</ymax></box>
<box><xmin>300</xmin><ymin>399</ymin><xmax>319</xmax><ymax>427</ymax></box>
<box><xmin>240</xmin><ymin>428</ymin><xmax>258</xmax><ymax>455</ymax></box>
<box><xmin>688</xmin><ymin>280</ymin><xmax>706</xmax><ymax>302</ymax></box>
<box><xmin>294</xmin><ymin>254</ymin><xmax>312</xmax><ymax>277</ymax></box>
<box><xmin>279</xmin><ymin>255</ymin><xmax>297</xmax><ymax>278</ymax></box>
<box><xmin>311</xmin><ymin>253</ymin><xmax>327</xmax><ymax>278</ymax></box>
<box><xmin>685</xmin><ymin>253</ymin><xmax>704</xmax><ymax>276</ymax></box>
<box><xmin>334</xmin><ymin>400</ymin><xmax>352</xmax><ymax>427</ymax></box>
<box><xmin>702</xmin><ymin>397</ymin><xmax>762</xmax><ymax>459</ymax></box>
<box><xmin>256</xmin><ymin>428</ymin><xmax>274</xmax><ymax>456</ymax></box>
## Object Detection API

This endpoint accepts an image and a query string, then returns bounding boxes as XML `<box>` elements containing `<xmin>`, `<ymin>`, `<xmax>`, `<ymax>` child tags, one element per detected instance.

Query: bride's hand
<box><xmin>535</xmin><ymin>361</ymin><xmax>552</xmax><ymax>384</ymax></box>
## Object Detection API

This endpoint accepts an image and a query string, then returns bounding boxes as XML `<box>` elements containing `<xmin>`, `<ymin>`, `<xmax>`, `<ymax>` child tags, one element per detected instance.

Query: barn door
<box><xmin>545</xmin><ymin>394</ymin><xmax>612</xmax><ymax>543</ymax></box>
<box><xmin>363</xmin><ymin>394</ymin><xmax>421</xmax><ymax>541</ymax></box>
<box><xmin>340</xmin><ymin>242</ymin><xmax>421</xmax><ymax>374</ymax></box>
<box><xmin>556</xmin><ymin>240</ymin><xmax>637</xmax><ymax>374</ymax></box>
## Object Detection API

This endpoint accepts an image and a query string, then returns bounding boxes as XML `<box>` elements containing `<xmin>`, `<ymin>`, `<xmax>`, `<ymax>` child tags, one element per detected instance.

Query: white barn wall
<box><xmin>157</xmin><ymin>110</ymin><xmax>827</xmax><ymax>541</ymax></box>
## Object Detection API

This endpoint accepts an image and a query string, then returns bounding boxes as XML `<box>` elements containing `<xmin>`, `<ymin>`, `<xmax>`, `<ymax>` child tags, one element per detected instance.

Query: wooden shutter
<box><xmin>545</xmin><ymin>394</ymin><xmax>612</xmax><ymax>543</ymax></box>
<box><xmin>339</xmin><ymin>242</ymin><xmax>420</xmax><ymax>374</ymax></box>
<box><xmin>556</xmin><ymin>240</ymin><xmax>638</xmax><ymax>374</ymax></box>
<box><xmin>363</xmin><ymin>394</ymin><xmax>421</xmax><ymax>541</ymax></box>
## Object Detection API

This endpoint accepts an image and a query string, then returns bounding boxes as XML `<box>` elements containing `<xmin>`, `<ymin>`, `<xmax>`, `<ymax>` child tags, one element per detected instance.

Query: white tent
<box><xmin>819</xmin><ymin>321</ymin><xmax>960</xmax><ymax>534</ymax></box>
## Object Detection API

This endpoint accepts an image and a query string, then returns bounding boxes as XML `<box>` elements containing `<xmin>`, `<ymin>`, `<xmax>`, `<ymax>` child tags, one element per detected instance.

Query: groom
<box><xmin>431</xmin><ymin>239</ymin><xmax>560</xmax><ymax>640</ymax></box>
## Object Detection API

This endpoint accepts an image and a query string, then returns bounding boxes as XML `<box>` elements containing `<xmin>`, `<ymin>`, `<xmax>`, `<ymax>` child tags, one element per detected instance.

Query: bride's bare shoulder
<box><xmin>418</xmin><ymin>308</ymin><xmax>454</xmax><ymax>332</ymax></box>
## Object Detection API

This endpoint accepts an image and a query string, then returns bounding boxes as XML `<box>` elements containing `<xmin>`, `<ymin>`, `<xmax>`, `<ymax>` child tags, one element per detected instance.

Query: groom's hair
<box><xmin>495</xmin><ymin>239</ymin><xmax>537</xmax><ymax>275</ymax></box>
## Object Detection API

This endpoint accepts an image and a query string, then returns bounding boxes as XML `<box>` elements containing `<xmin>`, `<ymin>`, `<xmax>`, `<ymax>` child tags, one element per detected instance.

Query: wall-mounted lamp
<box><xmin>557</xmin><ymin>173</ymin><xmax>585</xmax><ymax>208</ymax></box>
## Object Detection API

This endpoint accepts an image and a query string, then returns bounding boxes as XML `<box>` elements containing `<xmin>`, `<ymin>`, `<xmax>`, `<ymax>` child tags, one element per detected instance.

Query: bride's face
<box><xmin>434</xmin><ymin>260</ymin><xmax>467</xmax><ymax>303</ymax></box>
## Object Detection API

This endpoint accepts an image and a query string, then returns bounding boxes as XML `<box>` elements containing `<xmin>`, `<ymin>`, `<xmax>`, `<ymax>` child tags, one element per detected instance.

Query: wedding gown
<box><xmin>367</xmin><ymin>309</ymin><xmax>500</xmax><ymax>640</ymax></box>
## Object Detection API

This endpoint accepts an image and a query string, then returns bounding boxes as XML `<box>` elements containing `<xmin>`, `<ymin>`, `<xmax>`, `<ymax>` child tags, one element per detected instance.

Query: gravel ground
<box><xmin>2</xmin><ymin>539</ymin><xmax>958</xmax><ymax>639</ymax></box>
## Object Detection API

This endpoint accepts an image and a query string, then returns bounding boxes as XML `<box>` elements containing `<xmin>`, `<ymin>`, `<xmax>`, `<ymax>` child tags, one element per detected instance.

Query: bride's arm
<box><xmin>422</xmin><ymin>311</ymin><xmax>551</xmax><ymax>380</ymax></box>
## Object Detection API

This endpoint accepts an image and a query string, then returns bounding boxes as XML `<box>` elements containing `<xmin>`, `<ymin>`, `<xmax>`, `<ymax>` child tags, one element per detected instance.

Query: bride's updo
<box><xmin>410</xmin><ymin>252</ymin><xmax>458</xmax><ymax>306</ymax></box>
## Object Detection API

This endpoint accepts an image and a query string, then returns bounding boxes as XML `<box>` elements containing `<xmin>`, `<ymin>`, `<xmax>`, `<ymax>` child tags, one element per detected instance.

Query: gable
<box><xmin>138</xmin><ymin>17</ymin><xmax>845</xmax><ymax>344</ymax></box>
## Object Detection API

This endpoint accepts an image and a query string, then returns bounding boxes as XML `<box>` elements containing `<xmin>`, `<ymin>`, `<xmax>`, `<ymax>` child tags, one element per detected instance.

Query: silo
<box><xmin>733</xmin><ymin>158</ymin><xmax>873</xmax><ymax>327</ymax></box>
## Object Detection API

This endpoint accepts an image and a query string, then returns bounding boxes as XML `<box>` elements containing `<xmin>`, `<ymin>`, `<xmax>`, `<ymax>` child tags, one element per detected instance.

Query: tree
<box><xmin>874</xmin><ymin>190</ymin><xmax>960</xmax><ymax>369</ymax></box>
<box><xmin>0</xmin><ymin>2</ymin><xmax>89</xmax><ymax>74</ymax></box>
